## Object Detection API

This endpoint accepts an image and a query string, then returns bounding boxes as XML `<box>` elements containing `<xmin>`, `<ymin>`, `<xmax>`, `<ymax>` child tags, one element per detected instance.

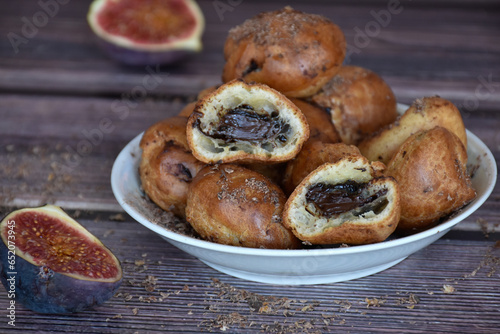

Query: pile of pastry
<box><xmin>139</xmin><ymin>7</ymin><xmax>476</xmax><ymax>249</ymax></box>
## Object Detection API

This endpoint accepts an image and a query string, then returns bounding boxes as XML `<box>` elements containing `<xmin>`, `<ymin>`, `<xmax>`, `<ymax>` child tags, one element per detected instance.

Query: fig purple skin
<box><xmin>0</xmin><ymin>242</ymin><xmax>122</xmax><ymax>313</ymax></box>
<box><xmin>95</xmin><ymin>38</ymin><xmax>192</xmax><ymax>66</ymax></box>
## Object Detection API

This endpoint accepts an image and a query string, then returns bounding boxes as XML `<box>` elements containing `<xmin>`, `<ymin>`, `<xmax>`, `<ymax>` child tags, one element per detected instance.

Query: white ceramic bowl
<box><xmin>111</xmin><ymin>106</ymin><xmax>497</xmax><ymax>285</ymax></box>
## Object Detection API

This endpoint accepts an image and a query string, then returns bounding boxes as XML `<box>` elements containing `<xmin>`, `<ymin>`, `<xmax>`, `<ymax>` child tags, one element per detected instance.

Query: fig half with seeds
<box><xmin>0</xmin><ymin>205</ymin><xmax>123</xmax><ymax>313</ymax></box>
<box><xmin>87</xmin><ymin>0</ymin><xmax>205</xmax><ymax>65</ymax></box>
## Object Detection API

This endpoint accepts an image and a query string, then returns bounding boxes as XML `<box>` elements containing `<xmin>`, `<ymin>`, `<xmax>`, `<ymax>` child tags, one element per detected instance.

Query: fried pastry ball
<box><xmin>386</xmin><ymin>126</ymin><xmax>476</xmax><ymax>232</ymax></box>
<box><xmin>178</xmin><ymin>101</ymin><xmax>196</xmax><ymax>117</ymax></box>
<box><xmin>222</xmin><ymin>6</ymin><xmax>346</xmax><ymax>98</ymax></box>
<box><xmin>186</xmin><ymin>164</ymin><xmax>301</xmax><ymax>249</ymax></box>
<box><xmin>290</xmin><ymin>98</ymin><xmax>341</xmax><ymax>144</ymax></box>
<box><xmin>186</xmin><ymin>79</ymin><xmax>310</xmax><ymax>164</ymax></box>
<box><xmin>311</xmin><ymin>65</ymin><xmax>398</xmax><ymax>145</ymax></box>
<box><xmin>283</xmin><ymin>155</ymin><xmax>400</xmax><ymax>245</ymax></box>
<box><xmin>283</xmin><ymin>142</ymin><xmax>362</xmax><ymax>194</ymax></box>
<box><xmin>358</xmin><ymin>96</ymin><xmax>467</xmax><ymax>164</ymax></box>
<box><xmin>139</xmin><ymin>116</ymin><xmax>206</xmax><ymax>217</ymax></box>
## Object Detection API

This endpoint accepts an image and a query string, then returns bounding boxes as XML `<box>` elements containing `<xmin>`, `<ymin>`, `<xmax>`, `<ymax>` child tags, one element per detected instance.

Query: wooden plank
<box><xmin>0</xmin><ymin>213</ymin><xmax>497</xmax><ymax>333</ymax></box>
<box><xmin>0</xmin><ymin>1</ymin><xmax>498</xmax><ymax>102</ymax></box>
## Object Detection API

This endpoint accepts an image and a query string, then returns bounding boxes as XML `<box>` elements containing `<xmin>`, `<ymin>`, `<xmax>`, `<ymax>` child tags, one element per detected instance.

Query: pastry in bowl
<box><xmin>222</xmin><ymin>6</ymin><xmax>345</xmax><ymax>98</ymax></box>
<box><xmin>282</xmin><ymin>142</ymin><xmax>363</xmax><ymax>195</ymax></box>
<box><xmin>139</xmin><ymin>116</ymin><xmax>206</xmax><ymax>217</ymax></box>
<box><xmin>186</xmin><ymin>79</ymin><xmax>310</xmax><ymax>164</ymax></box>
<box><xmin>311</xmin><ymin>65</ymin><xmax>398</xmax><ymax>145</ymax></box>
<box><xmin>358</xmin><ymin>96</ymin><xmax>467</xmax><ymax>164</ymax></box>
<box><xmin>186</xmin><ymin>164</ymin><xmax>301</xmax><ymax>249</ymax></box>
<box><xmin>283</xmin><ymin>155</ymin><xmax>400</xmax><ymax>245</ymax></box>
<box><xmin>290</xmin><ymin>98</ymin><xmax>341</xmax><ymax>144</ymax></box>
<box><xmin>386</xmin><ymin>126</ymin><xmax>476</xmax><ymax>232</ymax></box>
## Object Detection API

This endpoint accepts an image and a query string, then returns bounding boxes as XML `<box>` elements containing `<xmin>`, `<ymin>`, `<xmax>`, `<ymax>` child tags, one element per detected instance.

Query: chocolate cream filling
<box><xmin>305</xmin><ymin>180</ymin><xmax>388</xmax><ymax>217</ymax></box>
<box><xmin>205</xmin><ymin>104</ymin><xmax>290</xmax><ymax>144</ymax></box>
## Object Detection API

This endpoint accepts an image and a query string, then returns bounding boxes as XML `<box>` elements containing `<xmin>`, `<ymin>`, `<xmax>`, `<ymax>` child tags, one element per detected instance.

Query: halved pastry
<box><xmin>282</xmin><ymin>141</ymin><xmax>362</xmax><ymax>195</ymax></box>
<box><xmin>186</xmin><ymin>80</ymin><xmax>310</xmax><ymax>164</ymax></box>
<box><xmin>283</xmin><ymin>155</ymin><xmax>400</xmax><ymax>245</ymax></box>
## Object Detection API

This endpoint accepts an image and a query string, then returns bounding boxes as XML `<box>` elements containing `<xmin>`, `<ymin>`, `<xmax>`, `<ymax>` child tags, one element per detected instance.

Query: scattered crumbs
<box><xmin>183</xmin><ymin>285</ymin><xmax>190</xmax><ymax>291</ymax></box>
<box><xmin>134</xmin><ymin>259</ymin><xmax>146</xmax><ymax>266</ymax></box>
<box><xmin>142</xmin><ymin>275</ymin><xmax>158</xmax><ymax>293</ymax></box>
<box><xmin>464</xmin><ymin>246</ymin><xmax>500</xmax><ymax>278</ymax></box>
<box><xmin>139</xmin><ymin>296</ymin><xmax>158</xmax><ymax>303</ymax></box>
<box><xmin>132</xmin><ymin>308</ymin><xmax>139</xmax><ymax>315</ymax></box>
<box><xmin>106</xmin><ymin>314</ymin><xmax>122</xmax><ymax>321</ymax></box>
<box><xmin>109</xmin><ymin>213</ymin><xmax>126</xmax><ymax>221</ymax></box>
<box><xmin>200</xmin><ymin>312</ymin><xmax>248</xmax><ymax>332</ymax></box>
<box><xmin>333</xmin><ymin>299</ymin><xmax>352</xmax><ymax>312</ymax></box>
<box><xmin>396</xmin><ymin>293</ymin><xmax>420</xmax><ymax>309</ymax></box>
<box><xmin>126</xmin><ymin>194</ymin><xmax>199</xmax><ymax>238</ymax></box>
<box><xmin>476</xmin><ymin>218</ymin><xmax>491</xmax><ymax>238</ymax></box>
<box><xmin>200</xmin><ymin>278</ymin><xmax>329</xmax><ymax>333</ymax></box>
<box><xmin>442</xmin><ymin>284</ymin><xmax>456</xmax><ymax>294</ymax></box>
<box><xmin>103</xmin><ymin>229</ymin><xmax>115</xmax><ymax>238</ymax></box>
<box><xmin>412</xmin><ymin>98</ymin><xmax>425</xmax><ymax>112</ymax></box>
<box><xmin>365</xmin><ymin>297</ymin><xmax>386</xmax><ymax>308</ymax></box>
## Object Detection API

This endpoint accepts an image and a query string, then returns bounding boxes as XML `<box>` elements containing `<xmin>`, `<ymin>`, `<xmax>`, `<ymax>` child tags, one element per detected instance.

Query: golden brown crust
<box><xmin>140</xmin><ymin>116</ymin><xmax>190</xmax><ymax>150</ymax></box>
<box><xmin>282</xmin><ymin>156</ymin><xmax>400</xmax><ymax>245</ymax></box>
<box><xmin>177</xmin><ymin>101</ymin><xmax>197</xmax><ymax>118</ymax></box>
<box><xmin>358</xmin><ymin>96</ymin><xmax>467</xmax><ymax>164</ymax></box>
<box><xmin>311</xmin><ymin>65</ymin><xmax>398</xmax><ymax>145</ymax></box>
<box><xmin>139</xmin><ymin>116</ymin><xmax>206</xmax><ymax>217</ymax></box>
<box><xmin>178</xmin><ymin>86</ymin><xmax>221</xmax><ymax>118</ymax></box>
<box><xmin>222</xmin><ymin>7</ymin><xmax>345</xmax><ymax>98</ymax></box>
<box><xmin>290</xmin><ymin>98</ymin><xmax>341</xmax><ymax>144</ymax></box>
<box><xmin>186</xmin><ymin>80</ymin><xmax>310</xmax><ymax>164</ymax></box>
<box><xmin>283</xmin><ymin>142</ymin><xmax>361</xmax><ymax>194</ymax></box>
<box><xmin>386</xmin><ymin>126</ymin><xmax>476</xmax><ymax>232</ymax></box>
<box><xmin>185</xmin><ymin>164</ymin><xmax>301</xmax><ymax>249</ymax></box>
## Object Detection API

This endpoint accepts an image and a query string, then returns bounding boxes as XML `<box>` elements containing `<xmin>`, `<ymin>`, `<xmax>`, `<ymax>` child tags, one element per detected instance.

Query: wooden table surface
<box><xmin>1</xmin><ymin>0</ymin><xmax>499</xmax><ymax>333</ymax></box>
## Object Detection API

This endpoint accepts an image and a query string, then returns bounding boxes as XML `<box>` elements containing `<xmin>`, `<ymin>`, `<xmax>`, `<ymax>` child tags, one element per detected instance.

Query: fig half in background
<box><xmin>87</xmin><ymin>0</ymin><xmax>205</xmax><ymax>65</ymax></box>
<box><xmin>0</xmin><ymin>205</ymin><xmax>123</xmax><ymax>313</ymax></box>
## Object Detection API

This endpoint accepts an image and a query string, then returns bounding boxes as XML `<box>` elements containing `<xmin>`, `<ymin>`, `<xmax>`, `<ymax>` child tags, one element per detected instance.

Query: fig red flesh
<box><xmin>97</xmin><ymin>0</ymin><xmax>197</xmax><ymax>44</ymax></box>
<box><xmin>0</xmin><ymin>205</ymin><xmax>122</xmax><ymax>313</ymax></box>
<box><xmin>12</xmin><ymin>211</ymin><xmax>119</xmax><ymax>280</ymax></box>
